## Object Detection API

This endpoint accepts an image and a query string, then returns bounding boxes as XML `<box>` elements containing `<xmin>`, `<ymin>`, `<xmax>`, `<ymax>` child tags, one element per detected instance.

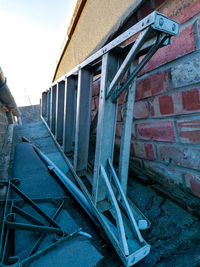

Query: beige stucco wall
<box><xmin>54</xmin><ymin>0</ymin><xmax>141</xmax><ymax>81</ymax></box>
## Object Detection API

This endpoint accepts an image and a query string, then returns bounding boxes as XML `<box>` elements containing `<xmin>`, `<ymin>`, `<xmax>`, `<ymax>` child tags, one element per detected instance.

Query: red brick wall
<box><xmin>91</xmin><ymin>0</ymin><xmax>200</xmax><ymax>198</ymax></box>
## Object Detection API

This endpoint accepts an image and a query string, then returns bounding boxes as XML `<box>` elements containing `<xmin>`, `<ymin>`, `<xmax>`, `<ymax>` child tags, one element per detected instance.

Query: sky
<box><xmin>0</xmin><ymin>0</ymin><xmax>77</xmax><ymax>106</ymax></box>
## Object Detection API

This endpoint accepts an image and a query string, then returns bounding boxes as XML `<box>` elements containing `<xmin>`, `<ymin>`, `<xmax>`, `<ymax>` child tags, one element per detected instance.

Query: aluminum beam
<box><xmin>50</xmin><ymin>85</ymin><xmax>57</xmax><ymax>134</ymax></box>
<box><xmin>93</xmin><ymin>52</ymin><xmax>119</xmax><ymax>204</ymax></box>
<box><xmin>47</xmin><ymin>90</ymin><xmax>51</xmax><ymax>125</ymax></box>
<box><xmin>74</xmin><ymin>68</ymin><xmax>93</xmax><ymax>173</ymax></box>
<box><xmin>41</xmin><ymin>91</ymin><xmax>47</xmax><ymax>117</ymax></box>
<box><xmin>63</xmin><ymin>76</ymin><xmax>77</xmax><ymax>155</ymax></box>
<box><xmin>118</xmin><ymin>61</ymin><xmax>137</xmax><ymax>194</ymax></box>
<box><xmin>55</xmin><ymin>81</ymin><xmax>65</xmax><ymax>143</ymax></box>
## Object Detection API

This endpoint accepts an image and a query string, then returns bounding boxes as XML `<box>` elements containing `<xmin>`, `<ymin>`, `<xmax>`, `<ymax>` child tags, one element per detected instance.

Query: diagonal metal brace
<box><xmin>100</xmin><ymin>165</ymin><xmax>129</xmax><ymax>256</ymax></box>
<box><xmin>111</xmin><ymin>33</ymin><xmax>170</xmax><ymax>102</ymax></box>
<box><xmin>5</xmin><ymin>213</ymin><xmax>65</xmax><ymax>236</ymax></box>
<box><xmin>107</xmin><ymin>158</ymin><xmax>144</xmax><ymax>244</ymax></box>
<box><xmin>9</xmin><ymin>182</ymin><xmax>61</xmax><ymax>229</ymax></box>
<box><xmin>12</xmin><ymin>205</ymin><xmax>45</xmax><ymax>226</ymax></box>
<box><xmin>29</xmin><ymin>199</ymin><xmax>65</xmax><ymax>256</ymax></box>
<box><xmin>106</xmin><ymin>27</ymin><xmax>153</xmax><ymax>99</ymax></box>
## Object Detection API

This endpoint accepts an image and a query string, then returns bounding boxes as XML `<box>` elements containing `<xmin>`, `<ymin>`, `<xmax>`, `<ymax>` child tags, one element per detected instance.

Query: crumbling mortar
<box><xmin>137</xmin><ymin>49</ymin><xmax>200</xmax><ymax>82</ymax></box>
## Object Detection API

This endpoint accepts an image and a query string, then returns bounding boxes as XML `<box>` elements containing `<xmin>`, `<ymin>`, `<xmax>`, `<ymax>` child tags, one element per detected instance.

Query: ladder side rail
<box><xmin>55</xmin><ymin>80</ymin><xmax>65</xmax><ymax>143</ymax></box>
<box><xmin>51</xmin><ymin>11</ymin><xmax>178</xmax><ymax>86</ymax></box>
<box><xmin>74</xmin><ymin>68</ymin><xmax>93</xmax><ymax>173</ymax></box>
<box><xmin>51</xmin><ymin>12</ymin><xmax>156</xmax><ymax>86</ymax></box>
<box><xmin>63</xmin><ymin>75</ymin><xmax>77</xmax><ymax>155</ymax></box>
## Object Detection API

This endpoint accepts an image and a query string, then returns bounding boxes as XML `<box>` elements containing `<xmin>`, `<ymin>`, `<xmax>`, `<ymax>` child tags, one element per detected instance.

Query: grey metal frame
<box><xmin>118</xmin><ymin>61</ymin><xmax>137</xmax><ymax>195</ymax></box>
<box><xmin>41</xmin><ymin>11</ymin><xmax>179</xmax><ymax>266</ymax></box>
<box><xmin>63</xmin><ymin>75</ymin><xmax>77</xmax><ymax>155</ymax></box>
<box><xmin>41</xmin><ymin>91</ymin><xmax>47</xmax><ymax>118</ymax></box>
<box><xmin>93</xmin><ymin>52</ymin><xmax>119</xmax><ymax>204</ymax></box>
<box><xmin>47</xmin><ymin>90</ymin><xmax>51</xmax><ymax>125</ymax></box>
<box><xmin>74</xmin><ymin>68</ymin><xmax>93</xmax><ymax>173</ymax></box>
<box><xmin>50</xmin><ymin>85</ymin><xmax>57</xmax><ymax>134</ymax></box>
<box><xmin>55</xmin><ymin>81</ymin><xmax>65</xmax><ymax>143</ymax></box>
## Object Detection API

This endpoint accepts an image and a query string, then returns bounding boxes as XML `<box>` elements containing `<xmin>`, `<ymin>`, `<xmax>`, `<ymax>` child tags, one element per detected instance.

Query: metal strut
<box><xmin>0</xmin><ymin>178</ymin><xmax>92</xmax><ymax>266</ymax></box>
<box><xmin>40</xmin><ymin>11</ymin><xmax>179</xmax><ymax>266</ymax></box>
<box><xmin>111</xmin><ymin>33</ymin><xmax>170</xmax><ymax>102</ymax></box>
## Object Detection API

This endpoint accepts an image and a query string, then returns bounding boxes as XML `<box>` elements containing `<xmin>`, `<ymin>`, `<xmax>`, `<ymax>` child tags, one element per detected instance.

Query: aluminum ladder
<box><xmin>41</xmin><ymin>11</ymin><xmax>179</xmax><ymax>266</ymax></box>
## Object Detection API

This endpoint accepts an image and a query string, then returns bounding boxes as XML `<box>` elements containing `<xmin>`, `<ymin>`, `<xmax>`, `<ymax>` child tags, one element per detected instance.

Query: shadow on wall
<box><xmin>19</xmin><ymin>104</ymin><xmax>40</xmax><ymax>124</ymax></box>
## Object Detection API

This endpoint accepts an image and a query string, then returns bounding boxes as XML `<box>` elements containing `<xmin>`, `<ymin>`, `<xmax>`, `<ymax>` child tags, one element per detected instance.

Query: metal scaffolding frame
<box><xmin>41</xmin><ymin>11</ymin><xmax>179</xmax><ymax>266</ymax></box>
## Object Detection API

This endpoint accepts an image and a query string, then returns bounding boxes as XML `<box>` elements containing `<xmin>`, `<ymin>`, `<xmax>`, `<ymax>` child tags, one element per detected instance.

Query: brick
<box><xmin>92</xmin><ymin>80</ymin><xmax>100</xmax><ymax>97</ymax></box>
<box><xmin>137</xmin><ymin>56</ymin><xmax>145</xmax><ymax>77</ymax></box>
<box><xmin>159</xmin><ymin>0</ymin><xmax>200</xmax><ymax>24</ymax></box>
<box><xmin>120</xmin><ymin>71</ymin><xmax>128</xmax><ymax>85</ymax></box>
<box><xmin>150</xmin><ymin>88</ymin><xmax>200</xmax><ymax>117</ymax></box>
<box><xmin>143</xmin><ymin>161</ymin><xmax>183</xmax><ymax>185</ymax></box>
<box><xmin>137</xmin><ymin>121</ymin><xmax>174</xmax><ymax>142</ymax></box>
<box><xmin>185</xmin><ymin>172</ymin><xmax>200</xmax><ymax>197</ymax></box>
<box><xmin>154</xmin><ymin>0</ymin><xmax>166</xmax><ymax>9</ymax></box>
<box><xmin>131</xmin><ymin>141</ymin><xmax>155</xmax><ymax>160</ymax></box>
<box><xmin>145</xmin><ymin>25</ymin><xmax>195</xmax><ymax>73</ymax></box>
<box><xmin>91</xmin><ymin>111</ymin><xmax>96</xmax><ymax>121</ymax></box>
<box><xmin>131</xmin><ymin>122</ymin><xmax>136</xmax><ymax>139</ymax></box>
<box><xmin>118</xmin><ymin>90</ymin><xmax>126</xmax><ymax>105</ymax></box>
<box><xmin>182</xmin><ymin>88</ymin><xmax>200</xmax><ymax>111</ymax></box>
<box><xmin>171</xmin><ymin>56</ymin><xmax>200</xmax><ymax>88</ymax></box>
<box><xmin>177</xmin><ymin>119</ymin><xmax>200</xmax><ymax>144</ymax></box>
<box><xmin>136</xmin><ymin>71</ymin><xmax>168</xmax><ymax>100</ymax></box>
<box><xmin>117</xmin><ymin>105</ymin><xmax>123</xmax><ymax>122</ymax></box>
<box><xmin>94</xmin><ymin>96</ymin><xmax>99</xmax><ymax>110</ymax></box>
<box><xmin>134</xmin><ymin>101</ymin><xmax>148</xmax><ymax>119</ymax></box>
<box><xmin>157</xmin><ymin>144</ymin><xmax>200</xmax><ymax>170</ymax></box>
<box><xmin>160</xmin><ymin>95</ymin><xmax>174</xmax><ymax>115</ymax></box>
<box><xmin>91</xmin><ymin>98</ymin><xmax>96</xmax><ymax>111</ymax></box>
<box><xmin>115</xmin><ymin>123</ymin><xmax>122</xmax><ymax>138</ymax></box>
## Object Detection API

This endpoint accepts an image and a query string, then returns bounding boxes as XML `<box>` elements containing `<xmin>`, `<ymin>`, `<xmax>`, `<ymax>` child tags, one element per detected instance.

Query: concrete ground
<box><xmin>9</xmin><ymin>119</ymin><xmax>200</xmax><ymax>267</ymax></box>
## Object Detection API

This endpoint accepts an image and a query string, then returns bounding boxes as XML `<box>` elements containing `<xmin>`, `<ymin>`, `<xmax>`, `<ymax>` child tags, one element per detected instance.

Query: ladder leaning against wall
<box><xmin>41</xmin><ymin>11</ymin><xmax>179</xmax><ymax>267</ymax></box>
